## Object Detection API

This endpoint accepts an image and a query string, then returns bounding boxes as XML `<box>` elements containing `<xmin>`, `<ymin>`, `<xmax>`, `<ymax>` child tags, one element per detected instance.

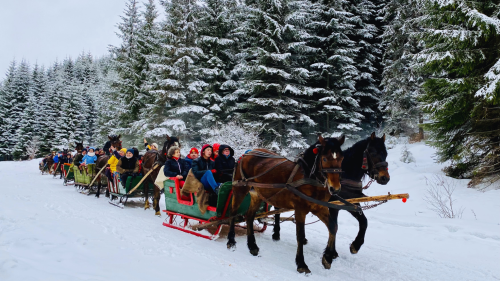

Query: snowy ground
<box><xmin>1</xmin><ymin>142</ymin><xmax>499</xmax><ymax>281</ymax></box>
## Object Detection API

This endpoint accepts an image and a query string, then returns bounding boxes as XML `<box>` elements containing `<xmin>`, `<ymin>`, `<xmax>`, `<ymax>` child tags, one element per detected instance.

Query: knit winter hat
<box><xmin>151</xmin><ymin>143</ymin><xmax>159</xmax><ymax>150</ymax></box>
<box><xmin>89</xmin><ymin>147</ymin><xmax>95</xmax><ymax>152</ymax></box>
<box><xmin>82</xmin><ymin>148</ymin><xmax>88</xmax><ymax>153</ymax></box>
<box><xmin>189</xmin><ymin>147</ymin><xmax>199</xmax><ymax>154</ymax></box>
<box><xmin>167</xmin><ymin>146</ymin><xmax>180</xmax><ymax>158</ymax></box>
<box><xmin>212</xmin><ymin>143</ymin><xmax>220</xmax><ymax>152</ymax></box>
<box><xmin>120</xmin><ymin>148</ymin><xmax>127</xmax><ymax>154</ymax></box>
<box><xmin>126</xmin><ymin>148</ymin><xmax>135</xmax><ymax>155</ymax></box>
<box><xmin>201</xmin><ymin>144</ymin><xmax>212</xmax><ymax>155</ymax></box>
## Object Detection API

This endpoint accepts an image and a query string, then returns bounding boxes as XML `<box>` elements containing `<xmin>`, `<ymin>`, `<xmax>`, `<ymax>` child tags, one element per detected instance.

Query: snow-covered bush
<box><xmin>400</xmin><ymin>144</ymin><xmax>415</xmax><ymax>163</ymax></box>
<box><xmin>202</xmin><ymin>121</ymin><xmax>262</xmax><ymax>158</ymax></box>
<box><xmin>25</xmin><ymin>137</ymin><xmax>40</xmax><ymax>160</ymax></box>
<box><xmin>424</xmin><ymin>175</ymin><xmax>464</xmax><ymax>219</ymax></box>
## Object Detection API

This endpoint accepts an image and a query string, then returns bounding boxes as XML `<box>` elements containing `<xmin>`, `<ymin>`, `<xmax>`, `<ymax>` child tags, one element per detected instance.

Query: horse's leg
<box><xmin>96</xmin><ymin>175</ymin><xmax>101</xmax><ymax>198</ymax></box>
<box><xmin>272</xmin><ymin>207</ymin><xmax>280</xmax><ymax>241</ymax></box>
<box><xmin>144</xmin><ymin>176</ymin><xmax>150</xmax><ymax>210</ymax></box>
<box><xmin>295</xmin><ymin>208</ymin><xmax>310</xmax><ymax>274</ymax></box>
<box><xmin>227</xmin><ymin>186</ymin><xmax>251</xmax><ymax>250</ymax></box>
<box><xmin>349</xmin><ymin>207</ymin><xmax>367</xmax><ymax>254</ymax></box>
<box><xmin>312</xmin><ymin>207</ymin><xmax>339</xmax><ymax>269</ymax></box>
<box><xmin>153</xmin><ymin>185</ymin><xmax>161</xmax><ymax>216</ymax></box>
<box><xmin>246</xmin><ymin>195</ymin><xmax>262</xmax><ymax>256</ymax></box>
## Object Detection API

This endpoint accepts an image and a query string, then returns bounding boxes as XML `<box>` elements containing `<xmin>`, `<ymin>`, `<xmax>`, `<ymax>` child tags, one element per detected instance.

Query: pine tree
<box><xmin>32</xmin><ymin>64</ymin><xmax>52</xmax><ymax>154</ymax></box>
<box><xmin>417</xmin><ymin>0</ymin><xmax>500</xmax><ymax>183</ymax></box>
<box><xmin>7</xmin><ymin>61</ymin><xmax>32</xmax><ymax>158</ymax></box>
<box><xmin>230</xmin><ymin>0</ymin><xmax>321</xmax><ymax>152</ymax></box>
<box><xmin>380</xmin><ymin>0</ymin><xmax>423</xmax><ymax>135</ymax></box>
<box><xmin>347</xmin><ymin>0</ymin><xmax>384</xmax><ymax>129</ymax></box>
<box><xmin>304</xmin><ymin>0</ymin><xmax>364</xmax><ymax>139</ymax></box>
<box><xmin>110</xmin><ymin>0</ymin><xmax>144</xmax><ymax>132</ymax></box>
<box><xmin>0</xmin><ymin>61</ymin><xmax>17</xmax><ymax>155</ymax></box>
<box><xmin>142</xmin><ymin>0</ymin><xmax>207</xmax><ymax>139</ymax></box>
<box><xmin>197</xmin><ymin>0</ymin><xmax>239</xmax><ymax>124</ymax></box>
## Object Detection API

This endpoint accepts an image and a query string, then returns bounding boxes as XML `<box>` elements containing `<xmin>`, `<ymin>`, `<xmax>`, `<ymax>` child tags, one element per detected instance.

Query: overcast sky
<box><xmin>0</xmin><ymin>0</ymin><xmax>148</xmax><ymax>76</ymax></box>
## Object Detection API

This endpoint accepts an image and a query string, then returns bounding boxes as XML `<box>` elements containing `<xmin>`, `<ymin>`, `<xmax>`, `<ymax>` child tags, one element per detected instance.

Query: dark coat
<box><xmin>103</xmin><ymin>141</ymin><xmax>111</xmax><ymax>156</ymax></box>
<box><xmin>73</xmin><ymin>154</ymin><xmax>83</xmax><ymax>167</ymax></box>
<box><xmin>214</xmin><ymin>145</ymin><xmax>235</xmax><ymax>182</ymax></box>
<box><xmin>191</xmin><ymin>156</ymin><xmax>215</xmax><ymax>180</ymax></box>
<box><xmin>116</xmin><ymin>157</ymin><xmax>139</xmax><ymax>174</ymax></box>
<box><xmin>163</xmin><ymin>158</ymin><xmax>190</xmax><ymax>178</ymax></box>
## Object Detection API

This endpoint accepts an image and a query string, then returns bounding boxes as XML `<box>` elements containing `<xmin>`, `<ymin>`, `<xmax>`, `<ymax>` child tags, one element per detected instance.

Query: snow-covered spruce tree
<box><xmin>31</xmin><ymin>64</ymin><xmax>50</xmax><ymax>153</ymax></box>
<box><xmin>196</xmin><ymin>0</ymin><xmax>239</xmax><ymax>124</ymax></box>
<box><xmin>7</xmin><ymin>61</ymin><xmax>32</xmax><ymax>159</ymax></box>
<box><xmin>43</xmin><ymin>62</ymin><xmax>66</xmax><ymax>150</ymax></box>
<box><xmin>92</xmin><ymin>56</ymin><xmax>124</xmax><ymax>145</ymax></box>
<box><xmin>417</xmin><ymin>0</ymin><xmax>500</xmax><ymax>184</ymax></box>
<box><xmin>12</xmin><ymin>82</ymin><xmax>37</xmax><ymax>159</ymax></box>
<box><xmin>0</xmin><ymin>61</ymin><xmax>17</xmax><ymax>155</ymax></box>
<box><xmin>346</xmin><ymin>0</ymin><xmax>384</xmax><ymax>129</ymax></box>
<box><xmin>231</xmin><ymin>0</ymin><xmax>317</xmax><ymax>152</ymax></box>
<box><xmin>380</xmin><ymin>0</ymin><xmax>423</xmax><ymax>136</ymax></box>
<box><xmin>304</xmin><ymin>0</ymin><xmax>364</xmax><ymax>139</ymax></box>
<box><xmin>142</xmin><ymin>0</ymin><xmax>207</xmax><ymax>140</ymax></box>
<box><xmin>109</xmin><ymin>0</ymin><xmax>144</xmax><ymax>134</ymax></box>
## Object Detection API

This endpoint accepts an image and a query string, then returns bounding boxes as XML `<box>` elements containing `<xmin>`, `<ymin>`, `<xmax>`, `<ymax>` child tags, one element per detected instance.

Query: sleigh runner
<box><xmin>107</xmin><ymin>172</ymin><xmax>156</xmax><ymax>208</ymax></box>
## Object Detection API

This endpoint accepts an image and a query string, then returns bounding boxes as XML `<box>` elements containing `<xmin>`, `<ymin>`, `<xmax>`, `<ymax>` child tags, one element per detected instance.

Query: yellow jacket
<box><xmin>108</xmin><ymin>148</ymin><xmax>127</xmax><ymax>173</ymax></box>
<box><xmin>108</xmin><ymin>156</ymin><xmax>119</xmax><ymax>173</ymax></box>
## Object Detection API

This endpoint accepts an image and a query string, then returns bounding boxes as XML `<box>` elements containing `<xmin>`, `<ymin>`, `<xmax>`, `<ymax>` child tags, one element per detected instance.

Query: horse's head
<box><xmin>365</xmin><ymin>132</ymin><xmax>390</xmax><ymax>185</ymax></box>
<box><xmin>75</xmin><ymin>142</ymin><xmax>84</xmax><ymax>153</ymax></box>
<box><xmin>161</xmin><ymin>135</ymin><xmax>180</xmax><ymax>156</ymax></box>
<box><xmin>316</xmin><ymin>134</ymin><xmax>345</xmax><ymax>195</ymax></box>
<box><xmin>63</xmin><ymin>149</ymin><xmax>68</xmax><ymax>156</ymax></box>
<box><xmin>108</xmin><ymin>135</ymin><xmax>122</xmax><ymax>151</ymax></box>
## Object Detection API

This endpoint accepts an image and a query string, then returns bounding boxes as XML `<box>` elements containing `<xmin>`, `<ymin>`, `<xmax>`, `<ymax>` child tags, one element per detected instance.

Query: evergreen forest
<box><xmin>0</xmin><ymin>0</ymin><xmax>499</xmax><ymax>185</ymax></box>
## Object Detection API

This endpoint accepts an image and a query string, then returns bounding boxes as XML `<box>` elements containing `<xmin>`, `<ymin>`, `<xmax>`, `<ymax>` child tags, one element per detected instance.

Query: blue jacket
<box><xmin>81</xmin><ymin>154</ymin><xmax>97</xmax><ymax>165</ymax></box>
<box><xmin>163</xmin><ymin>158</ymin><xmax>190</xmax><ymax>179</ymax></box>
<box><xmin>53</xmin><ymin>155</ymin><xmax>59</xmax><ymax>163</ymax></box>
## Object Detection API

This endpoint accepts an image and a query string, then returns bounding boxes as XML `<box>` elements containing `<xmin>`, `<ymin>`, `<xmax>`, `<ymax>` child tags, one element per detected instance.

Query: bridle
<box><xmin>302</xmin><ymin>144</ymin><xmax>343</xmax><ymax>193</ymax></box>
<box><xmin>362</xmin><ymin>142</ymin><xmax>388</xmax><ymax>180</ymax></box>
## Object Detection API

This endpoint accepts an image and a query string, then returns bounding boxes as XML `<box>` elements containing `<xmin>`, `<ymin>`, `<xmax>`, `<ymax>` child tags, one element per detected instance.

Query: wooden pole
<box><xmin>191</xmin><ymin>193</ymin><xmax>409</xmax><ymax>231</ymax></box>
<box><xmin>88</xmin><ymin>164</ymin><xmax>108</xmax><ymax>187</ymax></box>
<box><xmin>330</xmin><ymin>193</ymin><xmax>409</xmax><ymax>205</ymax></box>
<box><xmin>127</xmin><ymin>164</ymin><xmax>159</xmax><ymax>195</ymax></box>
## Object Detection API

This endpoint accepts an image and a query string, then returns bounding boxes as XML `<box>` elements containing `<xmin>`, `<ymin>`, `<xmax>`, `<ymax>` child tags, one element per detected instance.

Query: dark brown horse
<box><xmin>95</xmin><ymin>135</ymin><xmax>122</xmax><ymax>198</ymax></box>
<box><xmin>227</xmin><ymin>135</ymin><xmax>353</xmax><ymax>274</ymax></box>
<box><xmin>272</xmin><ymin>132</ymin><xmax>391</xmax><ymax>261</ymax></box>
<box><xmin>141</xmin><ymin>135</ymin><xmax>180</xmax><ymax>215</ymax></box>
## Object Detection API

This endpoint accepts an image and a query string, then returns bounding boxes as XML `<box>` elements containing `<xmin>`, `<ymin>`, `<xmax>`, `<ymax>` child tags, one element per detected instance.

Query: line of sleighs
<box><xmin>38</xmin><ymin>143</ymin><xmax>270</xmax><ymax>241</ymax></box>
<box><xmin>38</xmin><ymin>132</ymin><xmax>396</xmax><ymax>274</ymax></box>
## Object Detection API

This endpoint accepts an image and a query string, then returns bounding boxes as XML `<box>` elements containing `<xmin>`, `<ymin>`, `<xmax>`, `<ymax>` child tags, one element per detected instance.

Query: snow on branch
<box><xmin>475</xmin><ymin>59</ymin><xmax>500</xmax><ymax>100</ymax></box>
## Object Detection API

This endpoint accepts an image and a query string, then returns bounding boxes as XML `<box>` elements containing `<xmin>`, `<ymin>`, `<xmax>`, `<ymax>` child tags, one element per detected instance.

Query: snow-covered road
<box><xmin>1</xmin><ymin>143</ymin><xmax>499</xmax><ymax>281</ymax></box>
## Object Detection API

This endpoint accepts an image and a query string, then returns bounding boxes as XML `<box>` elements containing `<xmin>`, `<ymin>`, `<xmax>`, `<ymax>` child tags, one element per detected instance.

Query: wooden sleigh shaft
<box><xmin>191</xmin><ymin>193</ymin><xmax>409</xmax><ymax>231</ymax></box>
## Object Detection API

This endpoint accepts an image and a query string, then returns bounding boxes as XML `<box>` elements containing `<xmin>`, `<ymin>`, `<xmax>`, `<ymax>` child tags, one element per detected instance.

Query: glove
<box><xmin>211</xmin><ymin>169</ymin><xmax>216</xmax><ymax>174</ymax></box>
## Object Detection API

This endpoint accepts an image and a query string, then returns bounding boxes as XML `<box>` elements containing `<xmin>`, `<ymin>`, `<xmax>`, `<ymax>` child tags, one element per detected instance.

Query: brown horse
<box><xmin>141</xmin><ymin>135</ymin><xmax>180</xmax><ymax>215</ymax></box>
<box><xmin>227</xmin><ymin>135</ymin><xmax>355</xmax><ymax>274</ymax></box>
<box><xmin>95</xmin><ymin>135</ymin><xmax>122</xmax><ymax>198</ymax></box>
<box><xmin>271</xmin><ymin>132</ymin><xmax>391</xmax><ymax>263</ymax></box>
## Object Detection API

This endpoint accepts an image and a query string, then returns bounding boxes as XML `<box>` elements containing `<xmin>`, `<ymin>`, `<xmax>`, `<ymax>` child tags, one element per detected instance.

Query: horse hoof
<box><xmin>249</xmin><ymin>248</ymin><xmax>259</xmax><ymax>256</ymax></box>
<box><xmin>272</xmin><ymin>233</ymin><xmax>280</xmax><ymax>241</ymax></box>
<box><xmin>350</xmin><ymin>243</ymin><xmax>359</xmax><ymax>254</ymax></box>
<box><xmin>227</xmin><ymin>242</ymin><xmax>236</xmax><ymax>250</ymax></box>
<box><xmin>297</xmin><ymin>267</ymin><xmax>311</xmax><ymax>274</ymax></box>
<box><xmin>322</xmin><ymin>256</ymin><xmax>331</xmax><ymax>269</ymax></box>
<box><xmin>155</xmin><ymin>211</ymin><xmax>161</xmax><ymax>217</ymax></box>
<box><xmin>303</xmin><ymin>238</ymin><xmax>308</xmax><ymax>245</ymax></box>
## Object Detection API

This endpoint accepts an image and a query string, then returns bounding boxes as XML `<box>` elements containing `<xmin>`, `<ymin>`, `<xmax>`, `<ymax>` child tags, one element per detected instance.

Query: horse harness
<box><xmin>341</xmin><ymin>142</ymin><xmax>388</xmax><ymax>192</ymax></box>
<box><xmin>232</xmin><ymin>150</ymin><xmax>359</xmax><ymax>212</ymax></box>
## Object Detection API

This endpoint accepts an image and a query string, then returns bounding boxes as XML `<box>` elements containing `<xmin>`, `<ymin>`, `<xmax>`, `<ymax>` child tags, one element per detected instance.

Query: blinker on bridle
<box><xmin>362</xmin><ymin>142</ymin><xmax>388</xmax><ymax>180</ymax></box>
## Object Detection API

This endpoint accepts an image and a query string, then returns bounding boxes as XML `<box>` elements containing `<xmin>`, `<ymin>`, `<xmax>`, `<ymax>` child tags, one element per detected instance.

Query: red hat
<box><xmin>213</xmin><ymin>143</ymin><xmax>220</xmax><ymax>152</ymax></box>
<box><xmin>189</xmin><ymin>147</ymin><xmax>199</xmax><ymax>154</ymax></box>
<box><xmin>201</xmin><ymin>144</ymin><xmax>213</xmax><ymax>154</ymax></box>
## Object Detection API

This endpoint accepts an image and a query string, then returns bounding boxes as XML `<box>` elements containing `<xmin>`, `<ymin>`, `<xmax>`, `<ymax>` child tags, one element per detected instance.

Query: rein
<box><xmin>233</xmin><ymin>150</ymin><xmax>359</xmax><ymax>212</ymax></box>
